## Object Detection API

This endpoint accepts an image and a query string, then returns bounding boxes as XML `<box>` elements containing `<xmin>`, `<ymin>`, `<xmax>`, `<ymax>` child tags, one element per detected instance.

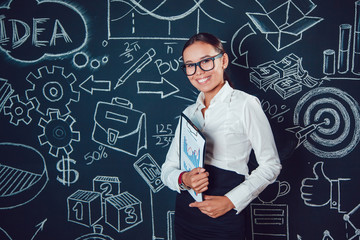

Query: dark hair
<box><xmin>182</xmin><ymin>32</ymin><xmax>232</xmax><ymax>85</ymax></box>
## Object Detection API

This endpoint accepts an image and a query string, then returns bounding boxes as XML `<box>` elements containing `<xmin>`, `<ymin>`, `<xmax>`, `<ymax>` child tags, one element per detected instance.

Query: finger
<box><xmin>193</xmin><ymin>178</ymin><xmax>209</xmax><ymax>189</ymax></box>
<box><xmin>203</xmin><ymin>195</ymin><xmax>213</xmax><ymax>200</ymax></box>
<box><xmin>191</xmin><ymin>167</ymin><xmax>204</xmax><ymax>174</ymax></box>
<box><xmin>191</xmin><ymin>172</ymin><xmax>209</xmax><ymax>182</ymax></box>
<box><xmin>194</xmin><ymin>186</ymin><xmax>208</xmax><ymax>194</ymax></box>
<box><xmin>189</xmin><ymin>201</ymin><xmax>203</xmax><ymax>208</ymax></box>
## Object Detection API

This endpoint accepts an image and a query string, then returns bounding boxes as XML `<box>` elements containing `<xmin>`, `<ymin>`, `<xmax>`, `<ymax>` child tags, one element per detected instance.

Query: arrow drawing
<box><xmin>79</xmin><ymin>75</ymin><xmax>111</xmax><ymax>95</ymax></box>
<box><xmin>231</xmin><ymin>22</ymin><xmax>256</xmax><ymax>68</ymax></box>
<box><xmin>286</xmin><ymin>121</ymin><xmax>328</xmax><ymax>148</ymax></box>
<box><xmin>137</xmin><ymin>77</ymin><xmax>179</xmax><ymax>99</ymax></box>
<box><xmin>31</xmin><ymin>219</ymin><xmax>47</xmax><ymax>240</ymax></box>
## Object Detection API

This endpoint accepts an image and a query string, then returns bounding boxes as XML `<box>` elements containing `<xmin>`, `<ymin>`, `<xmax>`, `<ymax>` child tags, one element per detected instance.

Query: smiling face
<box><xmin>182</xmin><ymin>41</ymin><xmax>228</xmax><ymax>104</ymax></box>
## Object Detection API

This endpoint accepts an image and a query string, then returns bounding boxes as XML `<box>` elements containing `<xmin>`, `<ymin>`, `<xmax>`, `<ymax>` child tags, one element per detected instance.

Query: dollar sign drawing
<box><xmin>124</xmin><ymin>206</ymin><xmax>137</xmax><ymax>224</ymax></box>
<box><xmin>56</xmin><ymin>155</ymin><xmax>79</xmax><ymax>186</ymax></box>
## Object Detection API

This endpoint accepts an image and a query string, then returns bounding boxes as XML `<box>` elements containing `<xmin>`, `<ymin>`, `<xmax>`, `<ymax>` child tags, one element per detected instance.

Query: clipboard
<box><xmin>179</xmin><ymin>113</ymin><xmax>206</xmax><ymax>202</ymax></box>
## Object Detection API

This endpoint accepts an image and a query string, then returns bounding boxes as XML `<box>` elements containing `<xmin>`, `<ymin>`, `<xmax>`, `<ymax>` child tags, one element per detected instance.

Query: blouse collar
<box><xmin>195</xmin><ymin>81</ymin><xmax>233</xmax><ymax>110</ymax></box>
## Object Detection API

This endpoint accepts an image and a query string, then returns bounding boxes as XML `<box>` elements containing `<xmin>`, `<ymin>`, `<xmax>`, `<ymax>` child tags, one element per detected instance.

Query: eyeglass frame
<box><xmin>181</xmin><ymin>52</ymin><xmax>224</xmax><ymax>76</ymax></box>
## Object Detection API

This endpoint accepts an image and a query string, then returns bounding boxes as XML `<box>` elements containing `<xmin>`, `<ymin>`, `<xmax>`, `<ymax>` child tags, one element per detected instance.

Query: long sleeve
<box><xmin>160</xmin><ymin>119</ymin><xmax>183</xmax><ymax>193</ymax></box>
<box><xmin>225</xmin><ymin>96</ymin><xmax>282</xmax><ymax>213</ymax></box>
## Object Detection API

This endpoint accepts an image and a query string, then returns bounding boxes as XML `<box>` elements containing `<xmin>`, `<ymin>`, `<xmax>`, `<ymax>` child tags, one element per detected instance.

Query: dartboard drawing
<box><xmin>293</xmin><ymin>87</ymin><xmax>360</xmax><ymax>158</ymax></box>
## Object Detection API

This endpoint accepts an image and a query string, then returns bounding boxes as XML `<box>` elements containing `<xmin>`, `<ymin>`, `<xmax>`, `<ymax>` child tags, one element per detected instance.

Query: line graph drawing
<box><xmin>107</xmin><ymin>0</ymin><xmax>234</xmax><ymax>40</ymax></box>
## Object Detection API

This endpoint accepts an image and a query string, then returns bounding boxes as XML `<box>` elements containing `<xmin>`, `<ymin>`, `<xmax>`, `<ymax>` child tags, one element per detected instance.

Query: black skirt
<box><xmin>175</xmin><ymin>165</ymin><xmax>246</xmax><ymax>240</ymax></box>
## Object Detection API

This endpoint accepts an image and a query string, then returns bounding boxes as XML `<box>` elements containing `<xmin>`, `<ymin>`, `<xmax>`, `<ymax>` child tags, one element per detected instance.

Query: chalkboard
<box><xmin>0</xmin><ymin>0</ymin><xmax>359</xmax><ymax>239</ymax></box>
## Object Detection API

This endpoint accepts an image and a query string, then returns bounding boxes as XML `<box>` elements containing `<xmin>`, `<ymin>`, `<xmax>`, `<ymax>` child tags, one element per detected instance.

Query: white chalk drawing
<box><xmin>84</xmin><ymin>145</ymin><xmax>108</xmax><ymax>165</ymax></box>
<box><xmin>115</xmin><ymin>48</ymin><xmax>156</xmax><ymax>89</ymax></box>
<box><xmin>344</xmin><ymin>203</ymin><xmax>360</xmax><ymax>239</ymax></box>
<box><xmin>79</xmin><ymin>75</ymin><xmax>111</xmax><ymax>95</ymax></box>
<box><xmin>250</xmin><ymin>53</ymin><xmax>319</xmax><ymax>99</ymax></box>
<box><xmin>230</xmin><ymin>23</ymin><xmax>257</xmax><ymax>69</ymax></box>
<box><xmin>93</xmin><ymin>176</ymin><xmax>121</xmax><ymax>201</ymax></box>
<box><xmin>3</xmin><ymin>94</ymin><xmax>34</xmax><ymax>126</ymax></box>
<box><xmin>0</xmin><ymin>227</ymin><xmax>12</xmax><ymax>240</ymax></box>
<box><xmin>119</xmin><ymin>41</ymin><xmax>141</xmax><ymax>64</ymax></box>
<box><xmin>74</xmin><ymin>224</ymin><xmax>114</xmax><ymax>240</ymax></box>
<box><xmin>323</xmin><ymin>1</ymin><xmax>360</xmax><ymax>77</ymax></box>
<box><xmin>68</xmin><ymin>189</ymin><xmax>103</xmax><ymax>227</ymax></box>
<box><xmin>0</xmin><ymin>78</ymin><xmax>14</xmax><ymax>113</ymax></box>
<box><xmin>352</xmin><ymin>1</ymin><xmax>360</xmax><ymax>75</ymax></box>
<box><xmin>323</xmin><ymin>49</ymin><xmax>336</xmax><ymax>76</ymax></box>
<box><xmin>31</xmin><ymin>219</ymin><xmax>47</xmax><ymax>240</ymax></box>
<box><xmin>26</xmin><ymin>66</ymin><xmax>80</xmax><ymax>116</ymax></box>
<box><xmin>338</xmin><ymin>24</ymin><xmax>352</xmax><ymax>74</ymax></box>
<box><xmin>73</xmin><ymin>52</ymin><xmax>89</xmax><ymax>68</ymax></box>
<box><xmin>323</xmin><ymin>23</ymin><xmax>352</xmax><ymax>75</ymax></box>
<box><xmin>92</xmin><ymin>97</ymin><xmax>147</xmax><ymax>157</ymax></box>
<box><xmin>133</xmin><ymin>154</ymin><xmax>165</xmax><ymax>238</ymax></box>
<box><xmin>246</xmin><ymin>0</ymin><xmax>323</xmax><ymax>51</ymax></box>
<box><xmin>149</xmin><ymin>189</ymin><xmax>164</xmax><ymax>240</ymax></box>
<box><xmin>301</xmin><ymin>162</ymin><xmax>351</xmax><ymax>213</ymax></box>
<box><xmin>133</xmin><ymin>153</ymin><xmax>164</xmax><ymax>193</ymax></box>
<box><xmin>0</xmin><ymin>0</ymin><xmax>88</xmax><ymax>63</ymax></box>
<box><xmin>286</xmin><ymin>87</ymin><xmax>360</xmax><ymax>158</ymax></box>
<box><xmin>90</xmin><ymin>59</ymin><xmax>101</xmax><ymax>69</ymax></box>
<box><xmin>164</xmin><ymin>42</ymin><xmax>178</xmax><ymax>55</ymax></box>
<box><xmin>107</xmin><ymin>0</ymin><xmax>233</xmax><ymax>40</ymax></box>
<box><xmin>137</xmin><ymin>77</ymin><xmax>179</xmax><ymax>99</ymax></box>
<box><xmin>322</xmin><ymin>76</ymin><xmax>360</xmax><ymax>81</ymax></box>
<box><xmin>298</xmin><ymin>230</ymin><xmax>335</xmax><ymax>240</ymax></box>
<box><xmin>167</xmin><ymin>211</ymin><xmax>175</xmax><ymax>240</ymax></box>
<box><xmin>68</xmin><ymin>175</ymin><xmax>138</xmax><ymax>231</ymax></box>
<box><xmin>261</xmin><ymin>100</ymin><xmax>291</xmax><ymax>123</ymax></box>
<box><xmin>154</xmin><ymin>56</ymin><xmax>183</xmax><ymax>76</ymax></box>
<box><xmin>56</xmin><ymin>155</ymin><xmax>79</xmax><ymax>186</ymax></box>
<box><xmin>152</xmin><ymin>123</ymin><xmax>175</xmax><ymax>148</ymax></box>
<box><xmin>322</xmin><ymin>230</ymin><xmax>335</xmax><ymax>240</ymax></box>
<box><xmin>105</xmin><ymin>191</ymin><xmax>143</xmax><ymax>232</ymax></box>
<box><xmin>250</xmin><ymin>203</ymin><xmax>289</xmax><ymax>240</ymax></box>
<box><xmin>38</xmin><ymin>110</ymin><xmax>80</xmax><ymax>157</ymax></box>
<box><xmin>257</xmin><ymin>180</ymin><xmax>290</xmax><ymax>204</ymax></box>
<box><xmin>0</xmin><ymin>142</ymin><xmax>48</xmax><ymax>209</ymax></box>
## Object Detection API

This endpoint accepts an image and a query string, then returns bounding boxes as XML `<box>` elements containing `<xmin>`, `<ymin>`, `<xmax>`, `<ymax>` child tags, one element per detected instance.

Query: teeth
<box><xmin>198</xmin><ymin>77</ymin><xmax>209</xmax><ymax>83</ymax></box>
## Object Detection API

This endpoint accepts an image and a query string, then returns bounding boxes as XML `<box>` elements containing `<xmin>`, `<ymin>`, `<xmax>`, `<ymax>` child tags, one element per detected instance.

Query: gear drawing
<box><xmin>26</xmin><ymin>66</ymin><xmax>80</xmax><ymax>116</ymax></box>
<box><xmin>38</xmin><ymin>110</ymin><xmax>80</xmax><ymax>157</ymax></box>
<box><xmin>3</xmin><ymin>94</ymin><xmax>35</xmax><ymax>126</ymax></box>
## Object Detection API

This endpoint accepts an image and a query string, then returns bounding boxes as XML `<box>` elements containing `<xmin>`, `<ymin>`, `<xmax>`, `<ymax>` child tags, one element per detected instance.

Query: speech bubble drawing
<box><xmin>0</xmin><ymin>0</ymin><xmax>88</xmax><ymax>62</ymax></box>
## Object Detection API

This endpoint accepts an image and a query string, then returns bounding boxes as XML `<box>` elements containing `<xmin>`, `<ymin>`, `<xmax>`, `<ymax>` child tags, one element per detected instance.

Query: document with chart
<box><xmin>180</xmin><ymin>113</ymin><xmax>206</xmax><ymax>202</ymax></box>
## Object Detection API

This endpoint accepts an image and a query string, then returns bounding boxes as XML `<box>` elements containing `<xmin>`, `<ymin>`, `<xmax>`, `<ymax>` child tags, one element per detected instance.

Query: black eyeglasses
<box><xmin>181</xmin><ymin>53</ymin><xmax>224</xmax><ymax>76</ymax></box>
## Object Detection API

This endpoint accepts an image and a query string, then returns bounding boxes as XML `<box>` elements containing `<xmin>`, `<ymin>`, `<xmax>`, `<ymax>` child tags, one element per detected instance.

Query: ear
<box><xmin>222</xmin><ymin>53</ymin><xmax>229</xmax><ymax>69</ymax></box>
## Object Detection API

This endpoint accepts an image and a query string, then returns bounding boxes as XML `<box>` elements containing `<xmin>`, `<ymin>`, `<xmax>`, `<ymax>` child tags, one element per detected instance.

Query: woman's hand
<box><xmin>182</xmin><ymin>167</ymin><xmax>209</xmax><ymax>194</ymax></box>
<box><xmin>189</xmin><ymin>195</ymin><xmax>235</xmax><ymax>218</ymax></box>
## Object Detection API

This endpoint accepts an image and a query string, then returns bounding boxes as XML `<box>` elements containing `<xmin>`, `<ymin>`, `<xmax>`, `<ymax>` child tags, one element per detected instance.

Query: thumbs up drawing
<box><xmin>300</xmin><ymin>162</ymin><xmax>331</xmax><ymax>207</ymax></box>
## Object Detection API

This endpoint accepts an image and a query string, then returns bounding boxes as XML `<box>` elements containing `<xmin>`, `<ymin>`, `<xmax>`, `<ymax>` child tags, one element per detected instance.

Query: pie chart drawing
<box><xmin>0</xmin><ymin>142</ymin><xmax>48</xmax><ymax>209</ymax></box>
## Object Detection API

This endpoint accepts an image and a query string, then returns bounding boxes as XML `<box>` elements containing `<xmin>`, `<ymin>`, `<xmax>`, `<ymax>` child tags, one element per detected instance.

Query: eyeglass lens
<box><xmin>182</xmin><ymin>53</ymin><xmax>223</xmax><ymax>76</ymax></box>
<box><xmin>186</xmin><ymin>59</ymin><xmax>214</xmax><ymax>75</ymax></box>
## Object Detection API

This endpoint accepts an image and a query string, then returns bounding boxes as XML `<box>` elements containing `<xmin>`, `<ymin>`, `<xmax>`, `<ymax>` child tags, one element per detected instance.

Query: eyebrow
<box><xmin>184</xmin><ymin>55</ymin><xmax>212</xmax><ymax>64</ymax></box>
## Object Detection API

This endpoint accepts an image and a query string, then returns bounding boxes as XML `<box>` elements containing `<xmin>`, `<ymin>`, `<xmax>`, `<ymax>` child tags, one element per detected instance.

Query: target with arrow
<box><xmin>286</xmin><ymin>87</ymin><xmax>360</xmax><ymax>158</ymax></box>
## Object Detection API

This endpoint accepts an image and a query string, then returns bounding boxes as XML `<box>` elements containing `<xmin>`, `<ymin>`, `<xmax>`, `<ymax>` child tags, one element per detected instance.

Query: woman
<box><xmin>161</xmin><ymin>32</ymin><xmax>282</xmax><ymax>240</ymax></box>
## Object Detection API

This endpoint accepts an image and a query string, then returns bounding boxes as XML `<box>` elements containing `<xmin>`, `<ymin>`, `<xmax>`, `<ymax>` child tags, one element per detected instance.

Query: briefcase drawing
<box><xmin>92</xmin><ymin>97</ymin><xmax>147</xmax><ymax>157</ymax></box>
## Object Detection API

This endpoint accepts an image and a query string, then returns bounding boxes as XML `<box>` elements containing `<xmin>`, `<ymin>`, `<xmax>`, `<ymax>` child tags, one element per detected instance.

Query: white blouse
<box><xmin>161</xmin><ymin>81</ymin><xmax>282</xmax><ymax>213</ymax></box>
